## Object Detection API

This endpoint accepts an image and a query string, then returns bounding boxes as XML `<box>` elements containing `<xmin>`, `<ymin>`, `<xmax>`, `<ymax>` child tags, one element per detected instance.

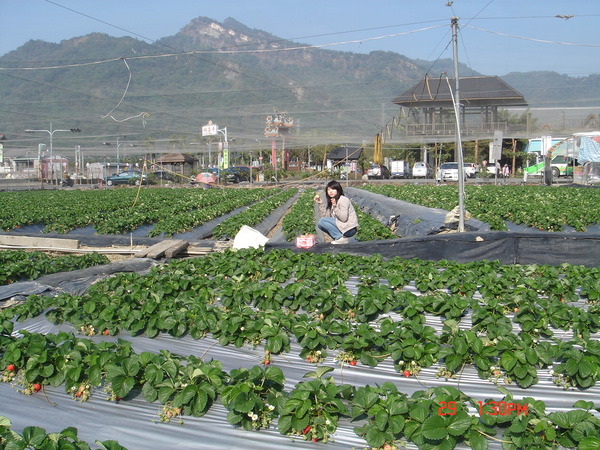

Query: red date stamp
<box><xmin>438</xmin><ymin>401</ymin><xmax>528</xmax><ymax>416</ymax></box>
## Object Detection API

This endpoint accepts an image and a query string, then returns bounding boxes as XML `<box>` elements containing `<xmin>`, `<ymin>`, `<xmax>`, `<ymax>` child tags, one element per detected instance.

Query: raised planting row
<box><xmin>2</xmin><ymin>249</ymin><xmax>600</xmax><ymax>448</ymax></box>
<box><xmin>2</xmin><ymin>250</ymin><xmax>599</xmax><ymax>391</ymax></box>
<box><xmin>210</xmin><ymin>188</ymin><xmax>297</xmax><ymax>239</ymax></box>
<box><xmin>2</xmin><ymin>335</ymin><xmax>599</xmax><ymax>449</ymax></box>
<box><xmin>0</xmin><ymin>416</ymin><xmax>126</xmax><ymax>450</ymax></box>
<box><xmin>361</xmin><ymin>184</ymin><xmax>600</xmax><ymax>232</ymax></box>
<box><xmin>0</xmin><ymin>250</ymin><xmax>110</xmax><ymax>286</ymax></box>
<box><xmin>0</xmin><ymin>187</ymin><xmax>273</xmax><ymax>237</ymax></box>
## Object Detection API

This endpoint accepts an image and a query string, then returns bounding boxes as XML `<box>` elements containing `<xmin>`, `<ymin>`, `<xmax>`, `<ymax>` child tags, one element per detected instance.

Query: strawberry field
<box><xmin>0</xmin><ymin>184</ymin><xmax>599</xmax><ymax>238</ymax></box>
<box><xmin>0</xmin><ymin>184</ymin><xmax>599</xmax><ymax>449</ymax></box>
<box><xmin>1</xmin><ymin>247</ymin><xmax>600</xmax><ymax>449</ymax></box>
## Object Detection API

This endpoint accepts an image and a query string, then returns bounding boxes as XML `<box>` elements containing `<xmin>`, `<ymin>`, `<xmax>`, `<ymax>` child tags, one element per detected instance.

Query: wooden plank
<box><xmin>135</xmin><ymin>240</ymin><xmax>187</xmax><ymax>259</ymax></box>
<box><xmin>0</xmin><ymin>234</ymin><xmax>79</xmax><ymax>250</ymax></box>
<box><xmin>164</xmin><ymin>240</ymin><xmax>189</xmax><ymax>258</ymax></box>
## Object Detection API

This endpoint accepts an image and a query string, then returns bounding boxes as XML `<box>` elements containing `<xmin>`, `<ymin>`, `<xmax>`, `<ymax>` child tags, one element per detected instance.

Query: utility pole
<box><xmin>451</xmin><ymin>17</ymin><xmax>466</xmax><ymax>232</ymax></box>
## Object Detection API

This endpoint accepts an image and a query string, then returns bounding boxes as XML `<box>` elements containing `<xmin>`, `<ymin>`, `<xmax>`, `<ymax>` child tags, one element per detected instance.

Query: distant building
<box><xmin>392</xmin><ymin>75</ymin><xmax>528</xmax><ymax>141</ymax></box>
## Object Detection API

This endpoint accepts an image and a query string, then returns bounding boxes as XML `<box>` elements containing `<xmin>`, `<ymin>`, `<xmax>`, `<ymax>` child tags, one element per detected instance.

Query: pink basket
<box><xmin>295</xmin><ymin>234</ymin><xmax>316</xmax><ymax>249</ymax></box>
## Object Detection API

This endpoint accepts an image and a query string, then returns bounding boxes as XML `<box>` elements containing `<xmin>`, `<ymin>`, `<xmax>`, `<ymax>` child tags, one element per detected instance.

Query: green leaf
<box><xmin>447</xmin><ymin>412</ymin><xmax>472</xmax><ymax>436</ymax></box>
<box><xmin>180</xmin><ymin>385</ymin><xmax>197</xmax><ymax>405</ymax></box>
<box><xmin>364</xmin><ymin>427</ymin><xmax>387</xmax><ymax>448</ymax></box>
<box><xmin>501</xmin><ymin>351</ymin><xmax>517</xmax><ymax>371</ymax></box>
<box><xmin>141</xmin><ymin>383</ymin><xmax>158</xmax><ymax>403</ymax></box>
<box><xmin>469</xmin><ymin>429</ymin><xmax>488</xmax><ymax>450</ymax></box>
<box><xmin>548</xmin><ymin>410</ymin><xmax>588</xmax><ymax>429</ymax></box>
<box><xmin>96</xmin><ymin>440</ymin><xmax>129</xmax><ymax>450</ymax></box>
<box><xmin>573</xmin><ymin>400</ymin><xmax>594</xmax><ymax>410</ymax></box>
<box><xmin>158</xmin><ymin>386</ymin><xmax>176</xmax><ymax>404</ymax></box>
<box><xmin>111</xmin><ymin>375</ymin><xmax>135</xmax><ymax>397</ymax></box>
<box><xmin>578</xmin><ymin>358</ymin><xmax>593</xmax><ymax>378</ymax></box>
<box><xmin>421</xmin><ymin>416</ymin><xmax>448</xmax><ymax>440</ymax></box>
<box><xmin>409</xmin><ymin>403</ymin><xmax>430</xmax><ymax>423</ymax></box>
<box><xmin>233</xmin><ymin>391</ymin><xmax>255</xmax><ymax>414</ymax></box>
<box><xmin>374</xmin><ymin>409</ymin><xmax>389</xmax><ymax>431</ymax></box>
<box><xmin>278</xmin><ymin>415</ymin><xmax>292</xmax><ymax>434</ymax></box>
<box><xmin>192</xmin><ymin>389</ymin><xmax>209</xmax><ymax>415</ymax></box>
<box><xmin>22</xmin><ymin>426</ymin><xmax>47</xmax><ymax>447</ymax></box>
<box><xmin>303</xmin><ymin>366</ymin><xmax>334</xmax><ymax>379</ymax></box>
<box><xmin>579</xmin><ymin>436</ymin><xmax>600</xmax><ymax>450</ymax></box>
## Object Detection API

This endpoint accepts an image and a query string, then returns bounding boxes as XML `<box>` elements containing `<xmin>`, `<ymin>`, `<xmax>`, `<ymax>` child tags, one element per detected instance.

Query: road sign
<box><xmin>202</xmin><ymin>121</ymin><xmax>218</xmax><ymax>136</ymax></box>
<box><xmin>491</xmin><ymin>130</ymin><xmax>503</xmax><ymax>161</ymax></box>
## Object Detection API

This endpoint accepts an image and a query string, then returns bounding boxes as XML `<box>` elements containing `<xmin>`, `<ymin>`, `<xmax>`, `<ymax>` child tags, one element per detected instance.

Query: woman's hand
<box><xmin>313</xmin><ymin>193</ymin><xmax>322</xmax><ymax>204</ymax></box>
<box><xmin>330</xmin><ymin>197</ymin><xmax>336</xmax><ymax>206</ymax></box>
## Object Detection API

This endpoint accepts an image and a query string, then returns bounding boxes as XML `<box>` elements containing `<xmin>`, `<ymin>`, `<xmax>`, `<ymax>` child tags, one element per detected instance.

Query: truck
<box><xmin>390</xmin><ymin>160</ymin><xmax>411</xmax><ymax>178</ymax></box>
<box><xmin>523</xmin><ymin>136</ymin><xmax>575</xmax><ymax>180</ymax></box>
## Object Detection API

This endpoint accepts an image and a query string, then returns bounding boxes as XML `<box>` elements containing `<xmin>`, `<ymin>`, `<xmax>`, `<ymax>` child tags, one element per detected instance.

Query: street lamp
<box><xmin>202</xmin><ymin>121</ymin><xmax>228</xmax><ymax>170</ymax></box>
<box><xmin>25</xmin><ymin>123</ymin><xmax>80</xmax><ymax>184</ymax></box>
<box><xmin>103</xmin><ymin>136</ymin><xmax>125</xmax><ymax>172</ymax></box>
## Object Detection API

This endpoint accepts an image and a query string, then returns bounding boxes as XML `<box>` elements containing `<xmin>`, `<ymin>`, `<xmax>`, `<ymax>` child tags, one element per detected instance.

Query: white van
<box><xmin>412</xmin><ymin>162</ymin><xmax>432</xmax><ymax>178</ymax></box>
<box><xmin>390</xmin><ymin>160</ymin><xmax>411</xmax><ymax>178</ymax></box>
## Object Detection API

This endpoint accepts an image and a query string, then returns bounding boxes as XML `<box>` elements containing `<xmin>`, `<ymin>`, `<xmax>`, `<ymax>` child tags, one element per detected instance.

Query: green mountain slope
<box><xmin>0</xmin><ymin>16</ymin><xmax>597</xmax><ymax>156</ymax></box>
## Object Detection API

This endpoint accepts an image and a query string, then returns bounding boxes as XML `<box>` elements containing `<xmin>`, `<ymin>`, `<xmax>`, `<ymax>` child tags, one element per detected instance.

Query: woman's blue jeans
<box><xmin>317</xmin><ymin>217</ymin><xmax>357</xmax><ymax>240</ymax></box>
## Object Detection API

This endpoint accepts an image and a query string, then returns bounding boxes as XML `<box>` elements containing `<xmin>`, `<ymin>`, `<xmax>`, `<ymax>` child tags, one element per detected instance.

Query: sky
<box><xmin>1</xmin><ymin>0</ymin><xmax>599</xmax><ymax>77</ymax></box>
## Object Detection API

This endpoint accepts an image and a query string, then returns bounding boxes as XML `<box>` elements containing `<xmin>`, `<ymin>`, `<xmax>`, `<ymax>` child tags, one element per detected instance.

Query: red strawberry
<box><xmin>303</xmin><ymin>425</ymin><xmax>311</xmax><ymax>435</ymax></box>
<box><xmin>403</xmin><ymin>370</ymin><xmax>411</xmax><ymax>377</ymax></box>
<box><xmin>6</xmin><ymin>364</ymin><xmax>15</xmax><ymax>372</ymax></box>
<box><xmin>33</xmin><ymin>383</ymin><xmax>42</xmax><ymax>393</ymax></box>
<box><xmin>312</xmin><ymin>438</ymin><xmax>318</xmax><ymax>442</ymax></box>
<box><xmin>115</xmin><ymin>396</ymin><xmax>122</xmax><ymax>401</ymax></box>
<box><xmin>103</xmin><ymin>329</ymin><xmax>110</xmax><ymax>335</ymax></box>
<box><xmin>349</xmin><ymin>360</ymin><xmax>357</xmax><ymax>366</ymax></box>
<box><xmin>263</xmin><ymin>360</ymin><xmax>270</xmax><ymax>365</ymax></box>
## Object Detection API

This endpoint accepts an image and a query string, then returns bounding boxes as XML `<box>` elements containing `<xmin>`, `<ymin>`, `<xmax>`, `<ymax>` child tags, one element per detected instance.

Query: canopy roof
<box><xmin>392</xmin><ymin>75</ymin><xmax>528</xmax><ymax>108</ymax></box>
<box><xmin>156</xmin><ymin>152</ymin><xmax>197</xmax><ymax>164</ymax></box>
<box><xmin>326</xmin><ymin>146</ymin><xmax>362</xmax><ymax>161</ymax></box>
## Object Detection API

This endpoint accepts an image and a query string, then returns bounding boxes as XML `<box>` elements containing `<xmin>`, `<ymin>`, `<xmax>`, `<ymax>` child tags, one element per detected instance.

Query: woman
<box><xmin>314</xmin><ymin>180</ymin><xmax>358</xmax><ymax>244</ymax></box>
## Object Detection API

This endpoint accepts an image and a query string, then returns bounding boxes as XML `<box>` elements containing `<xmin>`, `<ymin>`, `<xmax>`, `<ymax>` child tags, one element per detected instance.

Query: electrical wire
<box><xmin>465</xmin><ymin>25</ymin><xmax>600</xmax><ymax>48</ymax></box>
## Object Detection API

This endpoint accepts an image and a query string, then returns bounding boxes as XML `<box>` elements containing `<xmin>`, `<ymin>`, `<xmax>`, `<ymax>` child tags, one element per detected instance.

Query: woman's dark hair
<box><xmin>325</xmin><ymin>180</ymin><xmax>343</xmax><ymax>209</ymax></box>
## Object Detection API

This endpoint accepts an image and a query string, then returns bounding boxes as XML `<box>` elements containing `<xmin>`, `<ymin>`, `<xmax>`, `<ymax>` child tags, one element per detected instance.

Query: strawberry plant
<box><xmin>351</xmin><ymin>383</ymin><xmax>411</xmax><ymax>449</ymax></box>
<box><xmin>278</xmin><ymin>367</ymin><xmax>354</xmax><ymax>443</ymax></box>
<box><xmin>221</xmin><ymin>365</ymin><xmax>285</xmax><ymax>430</ymax></box>
<box><xmin>0</xmin><ymin>416</ymin><xmax>127</xmax><ymax>450</ymax></box>
<box><xmin>382</xmin><ymin>318</ymin><xmax>440</xmax><ymax>376</ymax></box>
<box><xmin>553</xmin><ymin>340</ymin><xmax>600</xmax><ymax>389</ymax></box>
<box><xmin>498</xmin><ymin>333</ymin><xmax>553</xmax><ymax>388</ymax></box>
<box><xmin>361</xmin><ymin>184</ymin><xmax>600</xmax><ymax>232</ymax></box>
<box><xmin>211</xmin><ymin>188</ymin><xmax>296</xmax><ymax>239</ymax></box>
<box><xmin>354</xmin><ymin>208</ymin><xmax>397</xmax><ymax>241</ymax></box>
<box><xmin>336</xmin><ymin>323</ymin><xmax>385</xmax><ymax>367</ymax></box>
<box><xmin>0</xmin><ymin>250</ymin><xmax>109</xmax><ymax>285</ymax></box>
<box><xmin>438</xmin><ymin>329</ymin><xmax>498</xmax><ymax>378</ymax></box>
<box><xmin>280</xmin><ymin>189</ymin><xmax>318</xmax><ymax>240</ymax></box>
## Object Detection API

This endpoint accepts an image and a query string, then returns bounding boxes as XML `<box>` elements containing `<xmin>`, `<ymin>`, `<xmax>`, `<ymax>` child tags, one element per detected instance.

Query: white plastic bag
<box><xmin>232</xmin><ymin>225</ymin><xmax>269</xmax><ymax>250</ymax></box>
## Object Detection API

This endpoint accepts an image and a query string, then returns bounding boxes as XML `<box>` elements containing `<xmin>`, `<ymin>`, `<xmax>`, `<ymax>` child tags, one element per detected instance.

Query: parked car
<box><xmin>436</xmin><ymin>162</ymin><xmax>466</xmax><ymax>182</ymax></box>
<box><xmin>366</xmin><ymin>164</ymin><xmax>391</xmax><ymax>180</ymax></box>
<box><xmin>463</xmin><ymin>163</ymin><xmax>479</xmax><ymax>178</ymax></box>
<box><xmin>412</xmin><ymin>162</ymin><xmax>433</xmax><ymax>178</ymax></box>
<box><xmin>105</xmin><ymin>170</ymin><xmax>147</xmax><ymax>186</ymax></box>
<box><xmin>150</xmin><ymin>171</ymin><xmax>177</xmax><ymax>182</ymax></box>
<box><xmin>220</xmin><ymin>166</ymin><xmax>251</xmax><ymax>183</ymax></box>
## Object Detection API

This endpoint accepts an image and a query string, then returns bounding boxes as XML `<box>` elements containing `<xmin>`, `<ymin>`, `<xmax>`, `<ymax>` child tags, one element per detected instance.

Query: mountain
<box><xmin>0</xmin><ymin>16</ymin><xmax>598</xmax><ymax>156</ymax></box>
